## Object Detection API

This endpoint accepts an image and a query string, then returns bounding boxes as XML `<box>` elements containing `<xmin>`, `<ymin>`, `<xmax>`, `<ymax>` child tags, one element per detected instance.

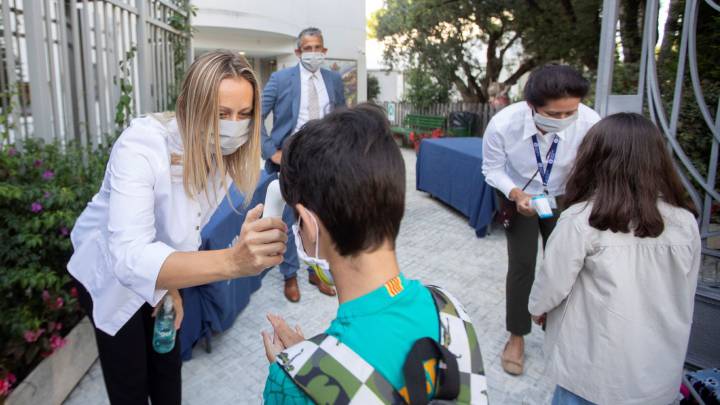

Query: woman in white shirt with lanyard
<box><xmin>67</xmin><ymin>50</ymin><xmax>288</xmax><ymax>404</ymax></box>
<box><xmin>481</xmin><ymin>64</ymin><xmax>600</xmax><ymax>376</ymax></box>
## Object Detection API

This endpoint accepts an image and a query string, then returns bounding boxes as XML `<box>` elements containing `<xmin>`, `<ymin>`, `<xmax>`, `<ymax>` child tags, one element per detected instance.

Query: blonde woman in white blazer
<box><xmin>67</xmin><ymin>51</ymin><xmax>288</xmax><ymax>405</ymax></box>
<box><xmin>529</xmin><ymin>113</ymin><xmax>700</xmax><ymax>405</ymax></box>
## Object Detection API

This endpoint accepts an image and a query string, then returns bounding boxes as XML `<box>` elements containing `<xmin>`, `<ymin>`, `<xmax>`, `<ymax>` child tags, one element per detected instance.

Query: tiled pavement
<box><xmin>64</xmin><ymin>148</ymin><xmax>554</xmax><ymax>404</ymax></box>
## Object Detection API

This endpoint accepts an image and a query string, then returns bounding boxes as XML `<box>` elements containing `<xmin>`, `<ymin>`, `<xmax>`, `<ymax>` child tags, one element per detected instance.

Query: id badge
<box><xmin>531</xmin><ymin>195</ymin><xmax>554</xmax><ymax>219</ymax></box>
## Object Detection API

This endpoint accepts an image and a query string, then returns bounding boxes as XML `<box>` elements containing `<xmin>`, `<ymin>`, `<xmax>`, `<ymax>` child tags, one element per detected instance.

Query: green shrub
<box><xmin>0</xmin><ymin>140</ymin><xmax>109</xmax><ymax>397</ymax></box>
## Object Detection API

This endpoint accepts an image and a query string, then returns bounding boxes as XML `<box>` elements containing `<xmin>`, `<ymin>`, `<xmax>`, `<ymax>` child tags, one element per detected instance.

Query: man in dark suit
<box><xmin>261</xmin><ymin>27</ymin><xmax>346</xmax><ymax>301</ymax></box>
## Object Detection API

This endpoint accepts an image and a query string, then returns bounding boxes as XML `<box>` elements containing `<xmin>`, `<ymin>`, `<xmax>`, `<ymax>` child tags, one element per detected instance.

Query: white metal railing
<box><xmin>595</xmin><ymin>0</ymin><xmax>720</xmax><ymax>267</ymax></box>
<box><xmin>0</xmin><ymin>0</ymin><xmax>192</xmax><ymax>148</ymax></box>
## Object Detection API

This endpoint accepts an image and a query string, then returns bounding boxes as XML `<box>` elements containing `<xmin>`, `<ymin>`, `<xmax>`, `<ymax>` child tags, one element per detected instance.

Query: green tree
<box><xmin>367</xmin><ymin>74</ymin><xmax>381</xmax><ymax>102</ymax></box>
<box><xmin>373</xmin><ymin>0</ymin><xmax>602</xmax><ymax>103</ymax></box>
<box><xmin>403</xmin><ymin>67</ymin><xmax>450</xmax><ymax>109</ymax></box>
<box><xmin>661</xmin><ymin>1</ymin><xmax>720</xmax><ymax>189</ymax></box>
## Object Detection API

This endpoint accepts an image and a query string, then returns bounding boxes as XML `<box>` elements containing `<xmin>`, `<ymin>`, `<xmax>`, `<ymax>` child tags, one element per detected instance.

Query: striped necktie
<box><xmin>308</xmin><ymin>74</ymin><xmax>320</xmax><ymax>120</ymax></box>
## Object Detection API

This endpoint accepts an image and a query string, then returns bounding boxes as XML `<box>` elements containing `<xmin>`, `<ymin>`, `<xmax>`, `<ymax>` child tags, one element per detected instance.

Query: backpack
<box><xmin>275</xmin><ymin>286</ymin><xmax>488</xmax><ymax>404</ymax></box>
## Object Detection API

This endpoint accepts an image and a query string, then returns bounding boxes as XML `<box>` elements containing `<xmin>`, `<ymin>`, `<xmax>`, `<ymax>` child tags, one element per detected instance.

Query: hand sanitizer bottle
<box><xmin>152</xmin><ymin>295</ymin><xmax>176</xmax><ymax>354</ymax></box>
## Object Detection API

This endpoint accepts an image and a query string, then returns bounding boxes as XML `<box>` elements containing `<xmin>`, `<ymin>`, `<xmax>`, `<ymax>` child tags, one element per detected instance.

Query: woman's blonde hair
<box><xmin>176</xmin><ymin>50</ymin><xmax>261</xmax><ymax>203</ymax></box>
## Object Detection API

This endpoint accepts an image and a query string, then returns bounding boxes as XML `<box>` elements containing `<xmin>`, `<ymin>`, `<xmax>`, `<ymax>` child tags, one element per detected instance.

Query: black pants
<box><xmin>74</xmin><ymin>279</ymin><xmax>182</xmax><ymax>405</ymax></box>
<box><xmin>501</xmin><ymin>194</ymin><xmax>563</xmax><ymax>336</ymax></box>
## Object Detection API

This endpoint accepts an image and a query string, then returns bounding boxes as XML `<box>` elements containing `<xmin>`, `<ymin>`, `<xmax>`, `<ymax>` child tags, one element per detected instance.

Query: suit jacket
<box><xmin>261</xmin><ymin>64</ymin><xmax>346</xmax><ymax>172</ymax></box>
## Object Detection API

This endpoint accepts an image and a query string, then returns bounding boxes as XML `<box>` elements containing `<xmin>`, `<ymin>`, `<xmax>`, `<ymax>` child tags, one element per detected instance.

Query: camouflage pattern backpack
<box><xmin>275</xmin><ymin>286</ymin><xmax>488</xmax><ymax>404</ymax></box>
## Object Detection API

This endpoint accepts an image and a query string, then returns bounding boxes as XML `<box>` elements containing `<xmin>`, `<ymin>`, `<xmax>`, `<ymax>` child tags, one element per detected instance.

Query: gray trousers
<box><xmin>501</xmin><ymin>193</ymin><xmax>564</xmax><ymax>336</ymax></box>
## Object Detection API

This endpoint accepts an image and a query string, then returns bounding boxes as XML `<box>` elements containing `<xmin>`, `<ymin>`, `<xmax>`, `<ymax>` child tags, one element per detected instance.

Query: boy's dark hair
<box><xmin>280</xmin><ymin>103</ymin><xmax>406</xmax><ymax>256</ymax></box>
<box><xmin>564</xmin><ymin>112</ymin><xmax>696</xmax><ymax>238</ymax></box>
<box><xmin>524</xmin><ymin>64</ymin><xmax>590</xmax><ymax>107</ymax></box>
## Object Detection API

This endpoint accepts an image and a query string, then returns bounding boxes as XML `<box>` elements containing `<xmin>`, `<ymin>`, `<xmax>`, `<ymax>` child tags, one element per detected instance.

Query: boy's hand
<box><xmin>262</xmin><ymin>330</ymin><xmax>284</xmax><ymax>363</ymax></box>
<box><xmin>262</xmin><ymin>313</ymin><xmax>305</xmax><ymax>363</ymax></box>
<box><xmin>267</xmin><ymin>313</ymin><xmax>304</xmax><ymax>348</ymax></box>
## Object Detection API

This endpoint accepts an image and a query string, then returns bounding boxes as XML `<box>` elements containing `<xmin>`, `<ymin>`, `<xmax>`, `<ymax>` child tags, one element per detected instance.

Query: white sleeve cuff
<box><xmin>130</xmin><ymin>242</ymin><xmax>175</xmax><ymax>306</ymax></box>
<box><xmin>485</xmin><ymin>171</ymin><xmax>517</xmax><ymax>199</ymax></box>
<box><xmin>496</xmin><ymin>176</ymin><xmax>518</xmax><ymax>199</ymax></box>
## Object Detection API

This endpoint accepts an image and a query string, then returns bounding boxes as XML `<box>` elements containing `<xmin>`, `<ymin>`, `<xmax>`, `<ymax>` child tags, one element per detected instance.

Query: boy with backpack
<box><xmin>261</xmin><ymin>104</ymin><xmax>488</xmax><ymax>404</ymax></box>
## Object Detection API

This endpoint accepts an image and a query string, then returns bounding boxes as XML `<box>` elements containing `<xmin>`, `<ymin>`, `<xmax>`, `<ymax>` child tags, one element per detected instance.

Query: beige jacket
<box><xmin>529</xmin><ymin>201</ymin><xmax>700</xmax><ymax>405</ymax></box>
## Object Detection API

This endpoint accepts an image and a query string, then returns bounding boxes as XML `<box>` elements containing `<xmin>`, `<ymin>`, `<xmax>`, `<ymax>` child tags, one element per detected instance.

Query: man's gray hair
<box><xmin>296</xmin><ymin>27</ymin><xmax>323</xmax><ymax>49</ymax></box>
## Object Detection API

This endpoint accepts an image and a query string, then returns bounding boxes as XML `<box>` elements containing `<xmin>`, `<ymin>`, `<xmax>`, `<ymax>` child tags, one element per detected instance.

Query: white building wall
<box><xmin>368</xmin><ymin>69</ymin><xmax>404</xmax><ymax>102</ymax></box>
<box><xmin>190</xmin><ymin>0</ymin><xmax>367</xmax><ymax>102</ymax></box>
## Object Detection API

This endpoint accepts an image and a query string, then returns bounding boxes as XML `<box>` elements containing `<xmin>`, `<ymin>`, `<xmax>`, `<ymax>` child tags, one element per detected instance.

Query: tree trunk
<box><xmin>619</xmin><ymin>0</ymin><xmax>645</xmax><ymax>63</ymax></box>
<box><xmin>503</xmin><ymin>58</ymin><xmax>538</xmax><ymax>88</ymax></box>
<box><xmin>658</xmin><ymin>0</ymin><xmax>683</xmax><ymax>68</ymax></box>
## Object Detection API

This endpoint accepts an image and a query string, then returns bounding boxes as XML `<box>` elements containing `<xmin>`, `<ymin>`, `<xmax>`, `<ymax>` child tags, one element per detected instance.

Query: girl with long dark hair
<box><xmin>529</xmin><ymin>113</ymin><xmax>700</xmax><ymax>405</ymax></box>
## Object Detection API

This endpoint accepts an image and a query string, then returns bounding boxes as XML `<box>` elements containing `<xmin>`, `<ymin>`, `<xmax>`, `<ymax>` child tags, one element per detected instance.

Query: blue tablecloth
<box><xmin>416</xmin><ymin>138</ymin><xmax>497</xmax><ymax>237</ymax></box>
<box><xmin>179</xmin><ymin>171</ymin><xmax>274</xmax><ymax>360</ymax></box>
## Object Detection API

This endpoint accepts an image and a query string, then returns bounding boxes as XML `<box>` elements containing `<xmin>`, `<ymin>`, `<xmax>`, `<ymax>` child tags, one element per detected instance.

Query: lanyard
<box><xmin>531</xmin><ymin>134</ymin><xmax>559</xmax><ymax>192</ymax></box>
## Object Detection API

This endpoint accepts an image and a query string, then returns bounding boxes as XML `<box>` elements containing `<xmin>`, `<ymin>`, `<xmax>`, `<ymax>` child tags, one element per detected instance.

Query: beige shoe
<box><xmin>501</xmin><ymin>342</ymin><xmax>524</xmax><ymax>376</ymax></box>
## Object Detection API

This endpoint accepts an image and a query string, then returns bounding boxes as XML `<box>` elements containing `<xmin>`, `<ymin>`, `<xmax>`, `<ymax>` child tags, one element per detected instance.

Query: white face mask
<box><xmin>216</xmin><ymin>119</ymin><xmax>251</xmax><ymax>155</ymax></box>
<box><xmin>300</xmin><ymin>52</ymin><xmax>325</xmax><ymax>73</ymax></box>
<box><xmin>533</xmin><ymin>110</ymin><xmax>578</xmax><ymax>134</ymax></box>
<box><xmin>292</xmin><ymin>213</ymin><xmax>333</xmax><ymax>286</ymax></box>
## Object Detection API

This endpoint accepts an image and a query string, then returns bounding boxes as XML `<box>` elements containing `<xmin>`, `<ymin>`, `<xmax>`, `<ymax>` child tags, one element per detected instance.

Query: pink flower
<box><xmin>7</xmin><ymin>147</ymin><xmax>17</xmax><ymax>157</ymax></box>
<box><xmin>43</xmin><ymin>191</ymin><xmax>52</xmax><ymax>199</ymax></box>
<box><xmin>23</xmin><ymin>328</ymin><xmax>45</xmax><ymax>343</ymax></box>
<box><xmin>55</xmin><ymin>297</ymin><xmax>64</xmax><ymax>309</ymax></box>
<box><xmin>42</xmin><ymin>170</ymin><xmax>54</xmax><ymax>180</ymax></box>
<box><xmin>59</xmin><ymin>226</ymin><xmax>69</xmax><ymax>237</ymax></box>
<box><xmin>0</xmin><ymin>373</ymin><xmax>16</xmax><ymax>397</ymax></box>
<box><xmin>33</xmin><ymin>159</ymin><xmax>43</xmax><ymax>168</ymax></box>
<box><xmin>55</xmin><ymin>322</ymin><xmax>63</xmax><ymax>331</ymax></box>
<box><xmin>50</xmin><ymin>334</ymin><xmax>66</xmax><ymax>351</ymax></box>
<box><xmin>30</xmin><ymin>202</ymin><xmax>43</xmax><ymax>213</ymax></box>
<box><xmin>70</xmin><ymin>287</ymin><xmax>78</xmax><ymax>298</ymax></box>
<box><xmin>41</xmin><ymin>290</ymin><xmax>50</xmax><ymax>302</ymax></box>
<box><xmin>0</xmin><ymin>378</ymin><xmax>11</xmax><ymax>396</ymax></box>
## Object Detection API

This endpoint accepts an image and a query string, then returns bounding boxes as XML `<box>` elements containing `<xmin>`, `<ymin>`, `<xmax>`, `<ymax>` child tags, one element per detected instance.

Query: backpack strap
<box><xmin>275</xmin><ymin>286</ymin><xmax>489</xmax><ymax>405</ymax></box>
<box><xmin>276</xmin><ymin>333</ymin><xmax>405</xmax><ymax>405</ymax></box>
<box><xmin>426</xmin><ymin>285</ymin><xmax>489</xmax><ymax>405</ymax></box>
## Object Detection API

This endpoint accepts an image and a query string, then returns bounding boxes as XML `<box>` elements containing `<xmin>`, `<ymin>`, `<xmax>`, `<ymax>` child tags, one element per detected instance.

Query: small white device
<box><xmin>531</xmin><ymin>195</ymin><xmax>554</xmax><ymax>219</ymax></box>
<box><xmin>262</xmin><ymin>179</ymin><xmax>286</xmax><ymax>218</ymax></box>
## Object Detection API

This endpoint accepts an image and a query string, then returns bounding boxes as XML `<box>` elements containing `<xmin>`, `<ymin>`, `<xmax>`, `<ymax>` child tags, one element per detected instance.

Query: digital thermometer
<box><xmin>262</xmin><ymin>179</ymin><xmax>286</xmax><ymax>218</ymax></box>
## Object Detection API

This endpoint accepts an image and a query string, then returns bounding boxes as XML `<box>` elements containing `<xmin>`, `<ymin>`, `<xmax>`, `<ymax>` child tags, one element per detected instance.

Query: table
<box><xmin>416</xmin><ymin>138</ymin><xmax>497</xmax><ymax>237</ymax></box>
<box><xmin>178</xmin><ymin>171</ymin><xmax>274</xmax><ymax>360</ymax></box>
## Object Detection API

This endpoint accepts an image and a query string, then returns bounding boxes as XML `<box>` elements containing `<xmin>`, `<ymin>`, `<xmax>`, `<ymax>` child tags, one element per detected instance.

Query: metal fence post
<box><xmin>136</xmin><ymin>0</ymin><xmax>152</xmax><ymax>114</ymax></box>
<box><xmin>186</xmin><ymin>2</ymin><xmax>194</xmax><ymax>66</ymax></box>
<box><xmin>23</xmin><ymin>0</ymin><xmax>54</xmax><ymax>142</ymax></box>
<box><xmin>2</xmin><ymin>0</ymin><xmax>22</xmax><ymax>142</ymax></box>
<box><xmin>595</xmin><ymin>0</ymin><xmax>619</xmax><ymax>117</ymax></box>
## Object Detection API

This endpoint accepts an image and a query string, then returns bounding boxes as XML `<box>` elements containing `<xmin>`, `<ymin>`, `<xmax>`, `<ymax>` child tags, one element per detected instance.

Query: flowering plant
<box><xmin>409</xmin><ymin>128</ymin><xmax>444</xmax><ymax>153</ymax></box>
<box><xmin>0</xmin><ymin>139</ymin><xmax>109</xmax><ymax>398</ymax></box>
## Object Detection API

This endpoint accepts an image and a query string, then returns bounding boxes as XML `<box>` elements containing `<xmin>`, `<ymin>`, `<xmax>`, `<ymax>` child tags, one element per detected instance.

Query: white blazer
<box><xmin>67</xmin><ymin>115</ymin><xmax>228</xmax><ymax>335</ymax></box>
